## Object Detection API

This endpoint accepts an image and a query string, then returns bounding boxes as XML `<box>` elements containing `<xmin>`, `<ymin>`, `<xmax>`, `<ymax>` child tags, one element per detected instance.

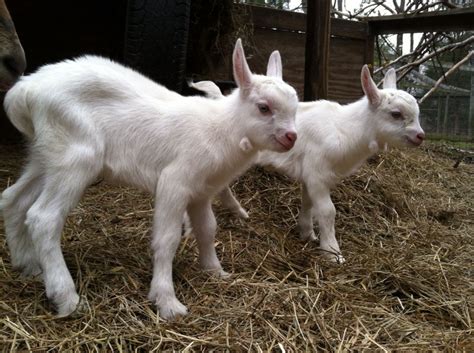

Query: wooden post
<box><xmin>304</xmin><ymin>0</ymin><xmax>331</xmax><ymax>101</ymax></box>
<box><xmin>436</xmin><ymin>96</ymin><xmax>442</xmax><ymax>134</ymax></box>
<box><xmin>469</xmin><ymin>56</ymin><xmax>473</xmax><ymax>139</ymax></box>
<box><xmin>443</xmin><ymin>95</ymin><xmax>450</xmax><ymax>135</ymax></box>
<box><xmin>366</xmin><ymin>27</ymin><xmax>375</xmax><ymax>71</ymax></box>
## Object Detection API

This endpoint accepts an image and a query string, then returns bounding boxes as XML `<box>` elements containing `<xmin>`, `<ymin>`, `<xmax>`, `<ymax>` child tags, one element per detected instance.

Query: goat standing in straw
<box><xmin>1</xmin><ymin>39</ymin><xmax>299</xmax><ymax>319</ymax></box>
<box><xmin>192</xmin><ymin>66</ymin><xmax>425</xmax><ymax>263</ymax></box>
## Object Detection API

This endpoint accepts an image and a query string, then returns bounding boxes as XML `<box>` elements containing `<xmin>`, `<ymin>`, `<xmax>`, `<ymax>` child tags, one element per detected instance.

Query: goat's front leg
<box><xmin>306</xmin><ymin>182</ymin><xmax>345</xmax><ymax>264</ymax></box>
<box><xmin>148</xmin><ymin>177</ymin><xmax>189</xmax><ymax>320</ymax></box>
<box><xmin>187</xmin><ymin>199</ymin><xmax>229</xmax><ymax>278</ymax></box>
<box><xmin>298</xmin><ymin>183</ymin><xmax>317</xmax><ymax>241</ymax></box>
<box><xmin>218</xmin><ymin>186</ymin><xmax>249</xmax><ymax>219</ymax></box>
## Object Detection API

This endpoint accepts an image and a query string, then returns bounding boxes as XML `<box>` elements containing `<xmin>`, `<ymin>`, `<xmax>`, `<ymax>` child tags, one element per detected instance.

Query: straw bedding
<box><xmin>0</xmin><ymin>143</ymin><xmax>472</xmax><ymax>351</ymax></box>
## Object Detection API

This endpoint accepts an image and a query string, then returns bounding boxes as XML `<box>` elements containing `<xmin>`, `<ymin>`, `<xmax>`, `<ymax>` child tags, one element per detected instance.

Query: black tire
<box><xmin>124</xmin><ymin>0</ymin><xmax>191</xmax><ymax>93</ymax></box>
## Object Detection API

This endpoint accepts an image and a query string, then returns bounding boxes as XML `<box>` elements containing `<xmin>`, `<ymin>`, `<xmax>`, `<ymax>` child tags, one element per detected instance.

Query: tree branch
<box><xmin>331</xmin><ymin>2</ymin><xmax>393</xmax><ymax>20</ymax></box>
<box><xmin>396</xmin><ymin>35</ymin><xmax>474</xmax><ymax>73</ymax></box>
<box><xmin>410</xmin><ymin>1</ymin><xmax>452</xmax><ymax>14</ymax></box>
<box><xmin>418</xmin><ymin>51</ymin><xmax>473</xmax><ymax>104</ymax></box>
<box><xmin>374</xmin><ymin>33</ymin><xmax>439</xmax><ymax>74</ymax></box>
<box><xmin>440</xmin><ymin>0</ymin><xmax>459</xmax><ymax>9</ymax></box>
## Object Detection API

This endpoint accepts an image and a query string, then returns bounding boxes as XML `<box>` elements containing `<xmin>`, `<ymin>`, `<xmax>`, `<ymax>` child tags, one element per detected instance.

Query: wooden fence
<box><xmin>189</xmin><ymin>4</ymin><xmax>372</xmax><ymax>103</ymax></box>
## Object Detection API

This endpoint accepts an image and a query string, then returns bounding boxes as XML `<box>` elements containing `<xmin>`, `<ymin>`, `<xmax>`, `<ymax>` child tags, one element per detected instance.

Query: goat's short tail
<box><xmin>4</xmin><ymin>80</ymin><xmax>34</xmax><ymax>138</ymax></box>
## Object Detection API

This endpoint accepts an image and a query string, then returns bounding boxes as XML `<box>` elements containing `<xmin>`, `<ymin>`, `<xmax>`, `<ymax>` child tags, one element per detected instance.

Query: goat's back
<box><xmin>4</xmin><ymin>56</ymin><xmax>225</xmax><ymax>144</ymax></box>
<box><xmin>257</xmin><ymin>98</ymin><xmax>369</xmax><ymax>182</ymax></box>
<box><xmin>4</xmin><ymin>56</ymin><xmax>253</xmax><ymax>195</ymax></box>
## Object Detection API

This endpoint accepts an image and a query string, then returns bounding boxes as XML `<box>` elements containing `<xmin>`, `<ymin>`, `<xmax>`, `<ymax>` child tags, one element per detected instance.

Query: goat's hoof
<box><xmin>204</xmin><ymin>267</ymin><xmax>231</xmax><ymax>279</ymax></box>
<box><xmin>237</xmin><ymin>208</ymin><xmax>249</xmax><ymax>219</ymax></box>
<box><xmin>333</xmin><ymin>254</ymin><xmax>346</xmax><ymax>264</ymax></box>
<box><xmin>217</xmin><ymin>269</ymin><xmax>231</xmax><ymax>279</ymax></box>
<box><xmin>158</xmin><ymin>298</ymin><xmax>188</xmax><ymax>320</ymax></box>
<box><xmin>67</xmin><ymin>295</ymin><xmax>89</xmax><ymax>318</ymax></box>
<box><xmin>54</xmin><ymin>293</ymin><xmax>81</xmax><ymax>318</ymax></box>
<box><xmin>321</xmin><ymin>251</ymin><xmax>346</xmax><ymax>264</ymax></box>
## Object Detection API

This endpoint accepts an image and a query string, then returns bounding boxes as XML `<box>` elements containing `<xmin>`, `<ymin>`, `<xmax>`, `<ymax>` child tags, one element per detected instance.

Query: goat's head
<box><xmin>361</xmin><ymin>65</ymin><xmax>425</xmax><ymax>148</ymax></box>
<box><xmin>0</xmin><ymin>0</ymin><xmax>26</xmax><ymax>91</ymax></box>
<box><xmin>232</xmin><ymin>39</ymin><xmax>298</xmax><ymax>152</ymax></box>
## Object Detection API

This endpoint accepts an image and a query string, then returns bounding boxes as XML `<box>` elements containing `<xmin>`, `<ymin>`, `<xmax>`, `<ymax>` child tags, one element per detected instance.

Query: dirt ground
<box><xmin>0</xmin><ymin>142</ymin><xmax>472</xmax><ymax>351</ymax></box>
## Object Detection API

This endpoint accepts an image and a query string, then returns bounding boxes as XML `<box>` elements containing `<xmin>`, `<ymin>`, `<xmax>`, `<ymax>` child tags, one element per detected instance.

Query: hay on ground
<box><xmin>0</xmin><ymin>143</ymin><xmax>472</xmax><ymax>351</ymax></box>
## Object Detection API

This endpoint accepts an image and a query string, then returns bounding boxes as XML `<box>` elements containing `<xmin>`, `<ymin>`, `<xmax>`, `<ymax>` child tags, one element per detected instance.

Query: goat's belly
<box><xmin>101</xmin><ymin>158</ymin><xmax>160</xmax><ymax>193</ymax></box>
<box><xmin>259</xmin><ymin>158</ymin><xmax>302</xmax><ymax>181</ymax></box>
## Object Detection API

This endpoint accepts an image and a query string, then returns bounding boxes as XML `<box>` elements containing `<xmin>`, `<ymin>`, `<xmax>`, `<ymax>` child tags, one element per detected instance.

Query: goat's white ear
<box><xmin>233</xmin><ymin>38</ymin><xmax>252</xmax><ymax>91</ymax></box>
<box><xmin>266</xmin><ymin>50</ymin><xmax>282</xmax><ymax>78</ymax></box>
<box><xmin>383</xmin><ymin>68</ymin><xmax>397</xmax><ymax>89</ymax></box>
<box><xmin>361</xmin><ymin>65</ymin><xmax>381</xmax><ymax>106</ymax></box>
<box><xmin>188</xmin><ymin>80</ymin><xmax>223</xmax><ymax>99</ymax></box>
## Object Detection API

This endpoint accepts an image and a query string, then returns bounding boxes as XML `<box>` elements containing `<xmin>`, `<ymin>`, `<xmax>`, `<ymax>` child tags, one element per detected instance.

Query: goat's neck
<box><xmin>221</xmin><ymin>92</ymin><xmax>258</xmax><ymax>157</ymax></box>
<box><xmin>203</xmin><ymin>92</ymin><xmax>259</xmax><ymax>184</ymax></box>
<box><xmin>332</xmin><ymin>99</ymin><xmax>381</xmax><ymax>175</ymax></box>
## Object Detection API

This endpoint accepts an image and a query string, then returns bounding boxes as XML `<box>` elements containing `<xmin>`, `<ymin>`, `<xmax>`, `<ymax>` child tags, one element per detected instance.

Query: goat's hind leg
<box><xmin>218</xmin><ymin>187</ymin><xmax>249</xmax><ymax>219</ymax></box>
<box><xmin>185</xmin><ymin>186</ymin><xmax>248</xmax><ymax>239</ymax></box>
<box><xmin>25</xmin><ymin>147</ymin><xmax>100</xmax><ymax>317</ymax></box>
<box><xmin>2</xmin><ymin>160</ymin><xmax>43</xmax><ymax>276</ymax></box>
<box><xmin>305</xmin><ymin>182</ymin><xmax>345</xmax><ymax>264</ymax></box>
<box><xmin>298</xmin><ymin>183</ymin><xmax>317</xmax><ymax>241</ymax></box>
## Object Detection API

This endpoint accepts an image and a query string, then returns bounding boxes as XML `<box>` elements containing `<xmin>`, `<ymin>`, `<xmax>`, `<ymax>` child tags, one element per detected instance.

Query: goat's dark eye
<box><xmin>258</xmin><ymin>103</ymin><xmax>270</xmax><ymax>114</ymax></box>
<box><xmin>391</xmin><ymin>111</ymin><xmax>403</xmax><ymax>120</ymax></box>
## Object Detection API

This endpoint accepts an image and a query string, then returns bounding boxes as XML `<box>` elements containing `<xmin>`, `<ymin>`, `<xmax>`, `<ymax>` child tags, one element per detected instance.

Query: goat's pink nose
<box><xmin>285</xmin><ymin>131</ymin><xmax>297</xmax><ymax>143</ymax></box>
<box><xmin>417</xmin><ymin>132</ymin><xmax>425</xmax><ymax>141</ymax></box>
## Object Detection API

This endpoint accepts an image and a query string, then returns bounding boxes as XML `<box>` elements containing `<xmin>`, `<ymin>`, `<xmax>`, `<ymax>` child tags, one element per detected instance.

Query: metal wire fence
<box><xmin>419</xmin><ymin>94</ymin><xmax>473</xmax><ymax>148</ymax></box>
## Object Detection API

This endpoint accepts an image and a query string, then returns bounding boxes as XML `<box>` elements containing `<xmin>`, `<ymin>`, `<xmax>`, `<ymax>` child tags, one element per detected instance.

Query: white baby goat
<box><xmin>1</xmin><ymin>39</ymin><xmax>299</xmax><ymax>319</ymax></box>
<box><xmin>192</xmin><ymin>66</ymin><xmax>425</xmax><ymax>263</ymax></box>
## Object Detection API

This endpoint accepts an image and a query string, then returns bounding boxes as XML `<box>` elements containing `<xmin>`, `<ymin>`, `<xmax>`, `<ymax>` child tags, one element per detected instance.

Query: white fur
<box><xmin>193</xmin><ymin>66</ymin><xmax>425</xmax><ymax>263</ymax></box>
<box><xmin>1</xmin><ymin>39</ymin><xmax>298</xmax><ymax>319</ymax></box>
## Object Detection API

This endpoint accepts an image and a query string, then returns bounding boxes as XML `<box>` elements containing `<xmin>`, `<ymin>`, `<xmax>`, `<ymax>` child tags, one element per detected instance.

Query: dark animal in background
<box><xmin>0</xmin><ymin>0</ymin><xmax>25</xmax><ymax>90</ymax></box>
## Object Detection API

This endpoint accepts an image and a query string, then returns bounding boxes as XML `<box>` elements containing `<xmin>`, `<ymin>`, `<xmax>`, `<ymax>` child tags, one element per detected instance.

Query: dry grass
<box><xmin>0</xmin><ymin>143</ymin><xmax>473</xmax><ymax>351</ymax></box>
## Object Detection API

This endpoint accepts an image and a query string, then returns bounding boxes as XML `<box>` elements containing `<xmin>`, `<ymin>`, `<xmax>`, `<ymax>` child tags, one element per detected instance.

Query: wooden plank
<box><xmin>243</xmin><ymin>4</ymin><xmax>305</xmax><ymax>32</ymax></box>
<box><xmin>443</xmin><ymin>95</ymin><xmax>450</xmax><ymax>134</ymax></box>
<box><xmin>331</xmin><ymin>18</ymin><xmax>368</xmax><ymax>40</ymax></box>
<box><xmin>304</xmin><ymin>0</ymin><xmax>331</xmax><ymax>101</ymax></box>
<box><xmin>238</xmin><ymin>4</ymin><xmax>368</xmax><ymax>40</ymax></box>
<box><xmin>188</xmin><ymin>30</ymin><xmax>367</xmax><ymax>103</ymax></box>
<box><xmin>328</xmin><ymin>37</ymin><xmax>366</xmax><ymax>103</ymax></box>
<box><xmin>245</xmin><ymin>28</ymin><xmax>367</xmax><ymax>103</ymax></box>
<box><xmin>437</xmin><ymin>97</ymin><xmax>442</xmax><ymax>134</ymax></box>
<box><xmin>187</xmin><ymin>4</ymin><xmax>369</xmax><ymax>103</ymax></box>
<box><xmin>243</xmin><ymin>4</ymin><xmax>473</xmax><ymax>38</ymax></box>
<box><xmin>367</xmin><ymin>7</ymin><xmax>474</xmax><ymax>34</ymax></box>
<box><xmin>365</xmin><ymin>25</ymin><xmax>375</xmax><ymax>70</ymax></box>
<box><xmin>469</xmin><ymin>63</ymin><xmax>473</xmax><ymax>138</ymax></box>
<box><xmin>249</xmin><ymin>28</ymin><xmax>306</xmax><ymax>98</ymax></box>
